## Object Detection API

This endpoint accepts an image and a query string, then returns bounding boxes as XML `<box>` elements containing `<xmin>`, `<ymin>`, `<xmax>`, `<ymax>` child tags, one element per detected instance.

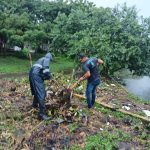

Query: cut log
<box><xmin>73</xmin><ymin>93</ymin><xmax>150</xmax><ymax>123</ymax></box>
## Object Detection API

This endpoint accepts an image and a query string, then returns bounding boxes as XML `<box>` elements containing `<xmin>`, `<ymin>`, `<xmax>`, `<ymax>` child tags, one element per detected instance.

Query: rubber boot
<box><xmin>38</xmin><ymin>99</ymin><xmax>50</xmax><ymax>120</ymax></box>
<box><xmin>38</xmin><ymin>113</ymin><xmax>50</xmax><ymax>120</ymax></box>
<box><xmin>32</xmin><ymin>96</ymin><xmax>38</xmax><ymax>108</ymax></box>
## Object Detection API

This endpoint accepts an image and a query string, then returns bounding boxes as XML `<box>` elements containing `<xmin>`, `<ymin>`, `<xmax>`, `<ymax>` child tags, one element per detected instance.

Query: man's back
<box><xmin>82</xmin><ymin>57</ymin><xmax>100</xmax><ymax>82</ymax></box>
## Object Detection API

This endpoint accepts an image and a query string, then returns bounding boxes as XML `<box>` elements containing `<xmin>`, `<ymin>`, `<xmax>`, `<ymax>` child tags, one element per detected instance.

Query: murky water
<box><xmin>0</xmin><ymin>73</ymin><xmax>28</xmax><ymax>79</ymax></box>
<box><xmin>124</xmin><ymin>76</ymin><xmax>150</xmax><ymax>100</ymax></box>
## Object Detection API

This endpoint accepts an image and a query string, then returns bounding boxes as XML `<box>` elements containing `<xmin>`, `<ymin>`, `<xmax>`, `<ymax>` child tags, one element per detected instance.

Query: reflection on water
<box><xmin>124</xmin><ymin>76</ymin><xmax>150</xmax><ymax>100</ymax></box>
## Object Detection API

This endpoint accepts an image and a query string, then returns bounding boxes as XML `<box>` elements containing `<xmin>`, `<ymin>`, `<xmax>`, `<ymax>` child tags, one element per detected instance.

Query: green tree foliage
<box><xmin>0</xmin><ymin>0</ymin><xmax>150</xmax><ymax>75</ymax></box>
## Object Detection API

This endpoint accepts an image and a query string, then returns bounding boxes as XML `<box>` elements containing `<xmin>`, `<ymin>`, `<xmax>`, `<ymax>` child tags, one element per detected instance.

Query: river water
<box><xmin>124</xmin><ymin>76</ymin><xmax>150</xmax><ymax>101</ymax></box>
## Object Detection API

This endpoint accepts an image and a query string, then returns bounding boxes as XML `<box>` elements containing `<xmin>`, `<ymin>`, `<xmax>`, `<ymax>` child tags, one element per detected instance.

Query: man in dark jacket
<box><xmin>77</xmin><ymin>53</ymin><xmax>104</xmax><ymax>108</ymax></box>
<box><xmin>29</xmin><ymin>52</ymin><xmax>53</xmax><ymax>120</ymax></box>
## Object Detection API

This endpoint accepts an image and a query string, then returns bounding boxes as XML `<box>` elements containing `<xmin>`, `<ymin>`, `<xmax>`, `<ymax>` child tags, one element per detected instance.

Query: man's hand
<box><xmin>98</xmin><ymin>59</ymin><xmax>104</xmax><ymax>65</ymax></box>
<box><xmin>78</xmin><ymin>77</ymin><xmax>84</xmax><ymax>83</ymax></box>
<box><xmin>78</xmin><ymin>75</ymin><xmax>86</xmax><ymax>83</ymax></box>
<box><xmin>78</xmin><ymin>71</ymin><xmax>90</xmax><ymax>83</ymax></box>
<box><xmin>48</xmin><ymin>79</ymin><xmax>52</xmax><ymax>84</ymax></box>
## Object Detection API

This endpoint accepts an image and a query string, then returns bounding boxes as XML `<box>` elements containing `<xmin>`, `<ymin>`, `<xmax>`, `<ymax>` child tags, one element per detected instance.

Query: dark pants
<box><xmin>29</xmin><ymin>69</ymin><xmax>46</xmax><ymax>115</ymax></box>
<box><xmin>86</xmin><ymin>79</ymin><xmax>100</xmax><ymax>108</ymax></box>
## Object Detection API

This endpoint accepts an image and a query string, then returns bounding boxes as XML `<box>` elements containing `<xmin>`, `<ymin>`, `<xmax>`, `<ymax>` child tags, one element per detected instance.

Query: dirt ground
<box><xmin>0</xmin><ymin>77</ymin><xmax>150</xmax><ymax>150</ymax></box>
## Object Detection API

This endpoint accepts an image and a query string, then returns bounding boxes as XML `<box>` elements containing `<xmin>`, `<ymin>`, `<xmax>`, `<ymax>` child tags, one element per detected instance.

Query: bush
<box><xmin>16</xmin><ymin>48</ymin><xmax>29</xmax><ymax>59</ymax></box>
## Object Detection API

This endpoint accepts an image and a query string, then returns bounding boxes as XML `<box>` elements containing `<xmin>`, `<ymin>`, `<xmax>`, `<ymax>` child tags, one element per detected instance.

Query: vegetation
<box><xmin>1</xmin><ymin>1</ymin><xmax>150</xmax><ymax>149</ymax></box>
<box><xmin>0</xmin><ymin>0</ymin><xmax>150</xmax><ymax>76</ymax></box>
<box><xmin>0</xmin><ymin>56</ymin><xmax>74</xmax><ymax>73</ymax></box>
<box><xmin>0</xmin><ymin>76</ymin><xmax>150</xmax><ymax>150</ymax></box>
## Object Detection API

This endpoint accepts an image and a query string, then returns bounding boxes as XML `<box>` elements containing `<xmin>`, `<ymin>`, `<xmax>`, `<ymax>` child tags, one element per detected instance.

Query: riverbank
<box><xmin>0</xmin><ymin>74</ymin><xmax>150</xmax><ymax>149</ymax></box>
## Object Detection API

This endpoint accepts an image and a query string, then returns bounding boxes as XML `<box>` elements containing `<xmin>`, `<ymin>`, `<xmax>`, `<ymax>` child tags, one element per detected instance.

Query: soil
<box><xmin>0</xmin><ymin>77</ymin><xmax>150</xmax><ymax>150</ymax></box>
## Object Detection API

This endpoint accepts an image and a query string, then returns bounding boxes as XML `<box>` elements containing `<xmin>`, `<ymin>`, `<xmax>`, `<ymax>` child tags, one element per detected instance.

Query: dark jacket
<box><xmin>31</xmin><ymin>53</ymin><xmax>53</xmax><ymax>80</ymax></box>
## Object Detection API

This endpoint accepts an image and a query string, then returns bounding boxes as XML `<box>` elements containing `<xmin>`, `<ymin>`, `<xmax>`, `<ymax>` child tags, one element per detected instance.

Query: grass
<box><xmin>71</xmin><ymin>130</ymin><xmax>131</xmax><ymax>150</ymax></box>
<box><xmin>0</xmin><ymin>55</ymin><xmax>75</xmax><ymax>74</ymax></box>
<box><xmin>51</xmin><ymin>56</ymin><xmax>75</xmax><ymax>73</ymax></box>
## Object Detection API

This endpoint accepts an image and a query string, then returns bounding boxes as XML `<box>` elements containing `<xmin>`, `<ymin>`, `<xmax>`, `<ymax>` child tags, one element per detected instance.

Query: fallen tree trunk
<box><xmin>73</xmin><ymin>93</ymin><xmax>150</xmax><ymax>123</ymax></box>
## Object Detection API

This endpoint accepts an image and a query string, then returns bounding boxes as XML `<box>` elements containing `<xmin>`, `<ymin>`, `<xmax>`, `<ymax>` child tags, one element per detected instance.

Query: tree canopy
<box><xmin>0</xmin><ymin>0</ymin><xmax>150</xmax><ymax>75</ymax></box>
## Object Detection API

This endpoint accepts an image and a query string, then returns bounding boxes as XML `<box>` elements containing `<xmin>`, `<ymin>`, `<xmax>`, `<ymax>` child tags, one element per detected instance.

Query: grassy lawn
<box><xmin>0</xmin><ymin>56</ymin><xmax>75</xmax><ymax>74</ymax></box>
